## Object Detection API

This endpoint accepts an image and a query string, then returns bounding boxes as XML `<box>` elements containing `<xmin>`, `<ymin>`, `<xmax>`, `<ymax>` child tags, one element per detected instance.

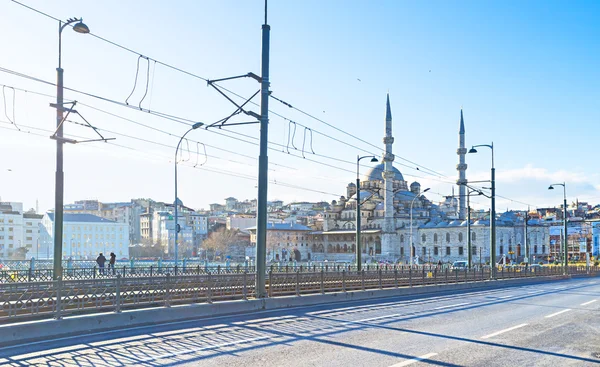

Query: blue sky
<box><xmin>0</xmin><ymin>0</ymin><xmax>599</xmax><ymax>213</ymax></box>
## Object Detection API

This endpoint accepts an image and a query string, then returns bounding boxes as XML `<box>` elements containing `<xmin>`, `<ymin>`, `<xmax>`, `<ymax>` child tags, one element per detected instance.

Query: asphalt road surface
<box><xmin>0</xmin><ymin>277</ymin><xmax>598</xmax><ymax>366</ymax></box>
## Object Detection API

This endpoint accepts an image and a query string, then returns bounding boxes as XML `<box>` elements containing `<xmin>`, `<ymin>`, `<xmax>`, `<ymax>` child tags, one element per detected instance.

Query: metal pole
<box><xmin>356</xmin><ymin>157</ymin><xmax>361</xmax><ymax>271</ymax></box>
<box><xmin>563</xmin><ymin>184</ymin><xmax>568</xmax><ymax>274</ymax></box>
<box><xmin>524</xmin><ymin>207</ymin><xmax>529</xmax><ymax>264</ymax></box>
<box><xmin>490</xmin><ymin>145</ymin><xmax>496</xmax><ymax>279</ymax></box>
<box><xmin>410</xmin><ymin>199</ymin><xmax>413</xmax><ymax>268</ymax></box>
<box><xmin>53</xmin><ymin>22</ymin><xmax>65</xmax><ymax>281</ymax></box>
<box><xmin>175</xmin><ymin>147</ymin><xmax>178</xmax><ymax>265</ymax></box>
<box><xmin>255</xmin><ymin>1</ymin><xmax>270</xmax><ymax>298</ymax></box>
<box><xmin>467</xmin><ymin>198</ymin><xmax>472</xmax><ymax>268</ymax></box>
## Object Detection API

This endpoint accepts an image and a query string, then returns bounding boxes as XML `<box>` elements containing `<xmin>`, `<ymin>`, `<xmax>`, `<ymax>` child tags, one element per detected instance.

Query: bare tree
<box><xmin>202</xmin><ymin>228</ymin><xmax>240</xmax><ymax>261</ymax></box>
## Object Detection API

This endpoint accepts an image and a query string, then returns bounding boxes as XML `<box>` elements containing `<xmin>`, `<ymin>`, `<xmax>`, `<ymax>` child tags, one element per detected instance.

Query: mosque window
<box><xmin>458</xmin><ymin>233</ymin><xmax>463</xmax><ymax>242</ymax></box>
<box><xmin>421</xmin><ymin>234</ymin><xmax>426</xmax><ymax>243</ymax></box>
<box><xmin>446</xmin><ymin>233</ymin><xmax>450</xmax><ymax>243</ymax></box>
<box><xmin>446</xmin><ymin>247</ymin><xmax>451</xmax><ymax>255</ymax></box>
<box><xmin>458</xmin><ymin>247</ymin><xmax>464</xmax><ymax>255</ymax></box>
<box><xmin>400</xmin><ymin>234</ymin><xmax>404</xmax><ymax>243</ymax></box>
<box><xmin>434</xmin><ymin>247</ymin><xmax>439</xmax><ymax>255</ymax></box>
<box><xmin>433</xmin><ymin>234</ymin><xmax>438</xmax><ymax>244</ymax></box>
<box><xmin>472</xmin><ymin>232</ymin><xmax>476</xmax><ymax>241</ymax></box>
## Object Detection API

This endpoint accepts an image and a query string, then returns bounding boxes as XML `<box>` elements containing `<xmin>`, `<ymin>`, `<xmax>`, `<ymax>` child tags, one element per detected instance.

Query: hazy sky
<box><xmin>0</xmin><ymin>0</ymin><xmax>599</xmax><ymax>213</ymax></box>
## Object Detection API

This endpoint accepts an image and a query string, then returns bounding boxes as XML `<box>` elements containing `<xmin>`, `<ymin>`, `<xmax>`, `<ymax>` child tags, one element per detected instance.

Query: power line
<box><xmin>8</xmin><ymin>0</ymin><xmax>450</xmax><ymax>180</ymax></box>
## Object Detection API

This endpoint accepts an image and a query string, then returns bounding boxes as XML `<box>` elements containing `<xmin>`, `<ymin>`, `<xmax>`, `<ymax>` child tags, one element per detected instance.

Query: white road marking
<box><xmin>497</xmin><ymin>295</ymin><xmax>514</xmax><ymax>299</ymax></box>
<box><xmin>481</xmin><ymin>323</ymin><xmax>528</xmax><ymax>339</ymax></box>
<box><xmin>390</xmin><ymin>353</ymin><xmax>438</xmax><ymax>367</ymax></box>
<box><xmin>581</xmin><ymin>300</ymin><xmax>597</xmax><ymax>306</ymax></box>
<box><xmin>545</xmin><ymin>309</ymin><xmax>572</xmax><ymax>318</ymax></box>
<box><xmin>433</xmin><ymin>303</ymin><xmax>470</xmax><ymax>310</ymax></box>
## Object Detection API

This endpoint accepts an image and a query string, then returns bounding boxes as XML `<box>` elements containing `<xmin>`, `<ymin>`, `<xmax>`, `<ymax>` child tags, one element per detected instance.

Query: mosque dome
<box><xmin>363</xmin><ymin>163</ymin><xmax>404</xmax><ymax>182</ymax></box>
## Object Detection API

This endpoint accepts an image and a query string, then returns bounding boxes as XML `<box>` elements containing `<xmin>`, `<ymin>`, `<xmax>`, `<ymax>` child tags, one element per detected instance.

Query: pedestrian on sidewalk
<box><xmin>96</xmin><ymin>253</ymin><xmax>107</xmax><ymax>275</ymax></box>
<box><xmin>109</xmin><ymin>252</ymin><xmax>116</xmax><ymax>275</ymax></box>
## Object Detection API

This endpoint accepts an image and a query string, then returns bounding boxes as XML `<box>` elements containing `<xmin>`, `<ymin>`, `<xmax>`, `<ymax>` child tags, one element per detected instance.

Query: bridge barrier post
<box><xmin>394</xmin><ymin>268</ymin><xmax>398</xmax><ymax>288</ymax></box>
<box><xmin>342</xmin><ymin>270</ymin><xmax>346</xmax><ymax>292</ymax></box>
<box><xmin>445</xmin><ymin>268</ymin><xmax>448</xmax><ymax>284</ymax></box>
<box><xmin>320</xmin><ymin>269</ymin><xmax>325</xmax><ymax>294</ymax></box>
<box><xmin>207</xmin><ymin>272</ymin><xmax>213</xmax><ymax>304</ymax></box>
<box><xmin>268</xmin><ymin>270</ymin><xmax>273</xmax><ymax>297</ymax></box>
<box><xmin>165</xmin><ymin>273</ymin><xmax>171</xmax><ymax>307</ymax></box>
<box><xmin>434</xmin><ymin>268</ymin><xmax>437</xmax><ymax>286</ymax></box>
<box><xmin>150</xmin><ymin>266</ymin><xmax>153</xmax><ymax>277</ymax></box>
<box><xmin>422</xmin><ymin>268</ymin><xmax>425</xmax><ymax>285</ymax></box>
<box><xmin>54</xmin><ymin>276</ymin><xmax>63</xmax><ymax>320</ymax></box>
<box><xmin>361</xmin><ymin>269</ymin><xmax>365</xmax><ymax>291</ymax></box>
<box><xmin>295</xmin><ymin>271</ymin><xmax>300</xmax><ymax>296</ymax></box>
<box><xmin>409</xmin><ymin>267</ymin><xmax>412</xmax><ymax>287</ymax></box>
<box><xmin>93</xmin><ymin>266</ymin><xmax>97</xmax><ymax>279</ymax></box>
<box><xmin>464</xmin><ymin>268</ymin><xmax>467</xmax><ymax>282</ymax></box>
<box><xmin>379</xmin><ymin>269</ymin><xmax>383</xmax><ymax>289</ymax></box>
<box><xmin>243</xmin><ymin>271</ymin><xmax>248</xmax><ymax>300</ymax></box>
<box><xmin>115</xmin><ymin>274</ymin><xmax>122</xmax><ymax>313</ymax></box>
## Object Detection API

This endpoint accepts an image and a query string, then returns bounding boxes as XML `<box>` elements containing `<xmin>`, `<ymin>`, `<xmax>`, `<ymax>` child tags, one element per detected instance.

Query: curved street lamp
<box><xmin>356</xmin><ymin>155</ymin><xmax>378</xmax><ymax>270</ymax></box>
<box><xmin>548</xmin><ymin>182</ymin><xmax>568</xmax><ymax>274</ymax></box>
<box><xmin>53</xmin><ymin>17</ymin><xmax>90</xmax><ymax>280</ymax></box>
<box><xmin>469</xmin><ymin>142</ymin><xmax>495</xmax><ymax>278</ymax></box>
<box><xmin>409</xmin><ymin>187</ymin><xmax>430</xmax><ymax>267</ymax></box>
<box><xmin>174</xmin><ymin>122</ymin><xmax>204</xmax><ymax>266</ymax></box>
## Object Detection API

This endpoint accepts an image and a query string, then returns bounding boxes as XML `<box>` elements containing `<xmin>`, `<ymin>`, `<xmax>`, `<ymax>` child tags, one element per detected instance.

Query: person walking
<box><xmin>109</xmin><ymin>252</ymin><xmax>116</xmax><ymax>275</ymax></box>
<box><xmin>96</xmin><ymin>253</ymin><xmax>107</xmax><ymax>275</ymax></box>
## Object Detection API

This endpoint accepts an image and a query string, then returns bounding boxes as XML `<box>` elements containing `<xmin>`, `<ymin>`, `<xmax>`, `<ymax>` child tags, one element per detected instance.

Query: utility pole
<box><xmin>524</xmin><ymin>207</ymin><xmax>529</xmax><ymax>265</ymax></box>
<box><xmin>255</xmin><ymin>0</ymin><xmax>270</xmax><ymax>298</ymax></box>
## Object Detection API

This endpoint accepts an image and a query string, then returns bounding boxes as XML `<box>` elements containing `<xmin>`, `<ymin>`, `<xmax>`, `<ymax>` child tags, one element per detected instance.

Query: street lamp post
<box><xmin>469</xmin><ymin>143</ymin><xmax>495</xmax><ymax>279</ymax></box>
<box><xmin>548</xmin><ymin>182</ymin><xmax>568</xmax><ymax>274</ymax></box>
<box><xmin>409</xmin><ymin>188</ymin><xmax>430</xmax><ymax>267</ymax></box>
<box><xmin>174</xmin><ymin>122</ymin><xmax>204</xmax><ymax>265</ymax></box>
<box><xmin>52</xmin><ymin>17</ymin><xmax>90</xmax><ymax>280</ymax></box>
<box><xmin>356</xmin><ymin>155</ymin><xmax>378</xmax><ymax>271</ymax></box>
<box><xmin>466</xmin><ymin>188</ymin><xmax>483</xmax><ymax>268</ymax></box>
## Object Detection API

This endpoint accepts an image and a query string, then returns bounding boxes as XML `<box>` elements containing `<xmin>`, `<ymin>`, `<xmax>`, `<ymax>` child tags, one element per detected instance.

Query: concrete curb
<box><xmin>0</xmin><ymin>275</ymin><xmax>570</xmax><ymax>346</ymax></box>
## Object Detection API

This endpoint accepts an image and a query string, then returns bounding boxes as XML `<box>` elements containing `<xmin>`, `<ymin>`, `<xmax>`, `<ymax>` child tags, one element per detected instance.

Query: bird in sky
<box><xmin>357</xmin><ymin>78</ymin><xmax>361</xmax><ymax>82</ymax></box>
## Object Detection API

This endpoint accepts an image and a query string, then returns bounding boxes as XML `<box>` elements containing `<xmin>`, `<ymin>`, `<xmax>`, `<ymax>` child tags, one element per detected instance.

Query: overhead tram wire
<box><xmin>0</xmin><ymin>77</ymin><xmax>458</xmax><ymax>189</ymax></box>
<box><xmin>0</xmin><ymin>80</ymin><xmax>485</xmax><ymax>199</ymax></box>
<box><xmin>0</xmin><ymin>119</ymin><xmax>341</xmax><ymax>198</ymax></box>
<box><xmin>8</xmin><ymin>1</ymin><xmax>449</xmax><ymax>180</ymax></box>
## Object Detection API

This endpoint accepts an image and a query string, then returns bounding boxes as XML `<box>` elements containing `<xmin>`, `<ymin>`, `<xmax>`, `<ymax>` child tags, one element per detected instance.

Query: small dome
<box><xmin>474</xmin><ymin>219</ymin><xmax>490</xmax><ymax>226</ymax></box>
<box><xmin>363</xmin><ymin>163</ymin><xmax>404</xmax><ymax>182</ymax></box>
<box><xmin>449</xmin><ymin>220</ymin><xmax>462</xmax><ymax>227</ymax></box>
<box><xmin>410</xmin><ymin>181</ymin><xmax>420</xmax><ymax>188</ymax></box>
<box><xmin>424</xmin><ymin>221</ymin><xmax>437</xmax><ymax>228</ymax></box>
<box><xmin>436</xmin><ymin>221</ymin><xmax>448</xmax><ymax>227</ymax></box>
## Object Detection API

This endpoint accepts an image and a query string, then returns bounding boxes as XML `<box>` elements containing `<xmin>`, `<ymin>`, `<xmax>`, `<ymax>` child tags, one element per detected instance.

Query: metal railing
<box><xmin>1</xmin><ymin>265</ymin><xmax>596</xmax><ymax>324</ymax></box>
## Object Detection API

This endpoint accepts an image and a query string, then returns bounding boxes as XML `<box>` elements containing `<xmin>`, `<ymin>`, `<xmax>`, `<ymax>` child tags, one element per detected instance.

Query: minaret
<box><xmin>381</xmin><ymin>94</ymin><xmax>399</xmax><ymax>258</ymax></box>
<box><xmin>456</xmin><ymin>109</ymin><xmax>467</xmax><ymax>219</ymax></box>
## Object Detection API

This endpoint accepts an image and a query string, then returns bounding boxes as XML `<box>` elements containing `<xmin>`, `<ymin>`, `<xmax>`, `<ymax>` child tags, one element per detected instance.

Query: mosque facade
<box><xmin>306</xmin><ymin>96</ymin><xmax>550</xmax><ymax>264</ymax></box>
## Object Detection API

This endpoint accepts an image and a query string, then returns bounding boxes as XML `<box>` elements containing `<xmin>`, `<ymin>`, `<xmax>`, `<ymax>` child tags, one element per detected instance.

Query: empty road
<box><xmin>0</xmin><ymin>276</ymin><xmax>598</xmax><ymax>366</ymax></box>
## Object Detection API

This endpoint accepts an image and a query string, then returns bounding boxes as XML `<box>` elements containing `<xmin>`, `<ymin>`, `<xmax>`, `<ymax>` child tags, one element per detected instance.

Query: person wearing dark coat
<box><xmin>97</xmin><ymin>253</ymin><xmax>107</xmax><ymax>275</ymax></box>
<box><xmin>109</xmin><ymin>252</ymin><xmax>117</xmax><ymax>275</ymax></box>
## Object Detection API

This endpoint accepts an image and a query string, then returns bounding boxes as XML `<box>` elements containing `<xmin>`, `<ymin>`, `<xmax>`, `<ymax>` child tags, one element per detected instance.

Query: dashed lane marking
<box><xmin>481</xmin><ymin>323</ymin><xmax>528</xmax><ymax>339</ymax></box>
<box><xmin>389</xmin><ymin>353</ymin><xmax>438</xmax><ymax>367</ymax></box>
<box><xmin>545</xmin><ymin>309</ymin><xmax>572</xmax><ymax>318</ymax></box>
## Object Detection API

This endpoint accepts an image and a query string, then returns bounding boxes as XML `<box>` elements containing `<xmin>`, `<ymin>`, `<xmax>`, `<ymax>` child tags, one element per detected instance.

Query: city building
<box><xmin>39</xmin><ymin>213</ymin><xmax>129</xmax><ymax>260</ymax></box>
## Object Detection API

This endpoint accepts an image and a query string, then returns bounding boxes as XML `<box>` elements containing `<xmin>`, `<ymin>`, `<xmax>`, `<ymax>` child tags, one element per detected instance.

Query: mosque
<box><xmin>307</xmin><ymin>95</ymin><xmax>549</xmax><ymax>264</ymax></box>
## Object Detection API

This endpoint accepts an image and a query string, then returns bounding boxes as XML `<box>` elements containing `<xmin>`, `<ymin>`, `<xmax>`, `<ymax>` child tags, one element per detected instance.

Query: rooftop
<box><xmin>47</xmin><ymin>213</ymin><xmax>117</xmax><ymax>223</ymax></box>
